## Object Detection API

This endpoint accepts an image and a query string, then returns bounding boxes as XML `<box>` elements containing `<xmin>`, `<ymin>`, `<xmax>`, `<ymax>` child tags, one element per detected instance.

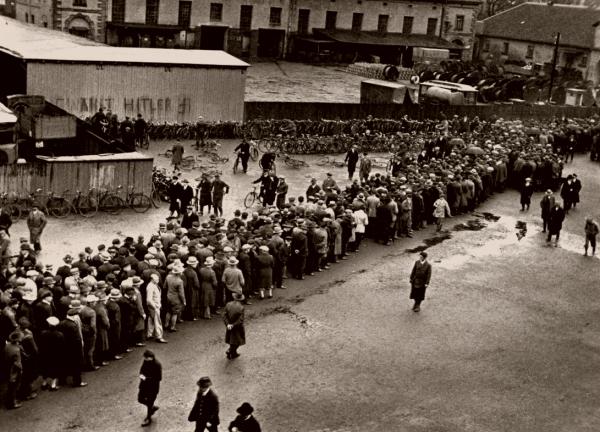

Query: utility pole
<box><xmin>547</xmin><ymin>32</ymin><xmax>560</xmax><ymax>104</ymax></box>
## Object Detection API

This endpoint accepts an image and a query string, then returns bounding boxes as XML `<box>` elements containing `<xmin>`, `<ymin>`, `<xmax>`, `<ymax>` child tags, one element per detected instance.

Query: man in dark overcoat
<box><xmin>138</xmin><ymin>350</ymin><xmax>162</xmax><ymax>427</ymax></box>
<box><xmin>409</xmin><ymin>251</ymin><xmax>432</xmax><ymax>312</ymax></box>
<box><xmin>540</xmin><ymin>189</ymin><xmax>556</xmax><ymax>233</ymax></box>
<box><xmin>188</xmin><ymin>376</ymin><xmax>220</xmax><ymax>432</ymax></box>
<box><xmin>224</xmin><ymin>292</ymin><xmax>245</xmax><ymax>359</ymax></box>
<box><xmin>547</xmin><ymin>203</ymin><xmax>565</xmax><ymax>246</ymax></box>
<box><xmin>57</xmin><ymin>302</ymin><xmax>87</xmax><ymax>387</ymax></box>
<box><xmin>344</xmin><ymin>145</ymin><xmax>359</xmax><ymax>180</ymax></box>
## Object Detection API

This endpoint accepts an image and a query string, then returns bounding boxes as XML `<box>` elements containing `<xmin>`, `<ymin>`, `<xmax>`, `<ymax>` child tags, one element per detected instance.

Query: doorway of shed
<box><xmin>199</xmin><ymin>26</ymin><xmax>227</xmax><ymax>50</ymax></box>
<box><xmin>257</xmin><ymin>29</ymin><xmax>285</xmax><ymax>58</ymax></box>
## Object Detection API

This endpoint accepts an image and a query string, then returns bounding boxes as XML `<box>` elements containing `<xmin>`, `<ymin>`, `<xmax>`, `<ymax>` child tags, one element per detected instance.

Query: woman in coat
<box><xmin>197</xmin><ymin>175</ymin><xmax>213</xmax><ymax>215</ymax></box>
<box><xmin>93</xmin><ymin>290</ymin><xmax>110</xmax><ymax>366</ymax></box>
<box><xmin>138</xmin><ymin>350</ymin><xmax>162</xmax><ymax>427</ymax></box>
<box><xmin>254</xmin><ymin>246</ymin><xmax>273</xmax><ymax>299</ymax></box>
<box><xmin>183</xmin><ymin>257</ymin><xmax>201</xmax><ymax>320</ymax></box>
<box><xmin>199</xmin><ymin>257</ymin><xmax>218</xmax><ymax>319</ymax></box>
<box><xmin>38</xmin><ymin>316</ymin><xmax>65</xmax><ymax>391</ymax></box>
<box><xmin>224</xmin><ymin>292</ymin><xmax>245</xmax><ymax>359</ymax></box>
<box><xmin>165</xmin><ymin>263</ymin><xmax>186</xmax><ymax>331</ymax></box>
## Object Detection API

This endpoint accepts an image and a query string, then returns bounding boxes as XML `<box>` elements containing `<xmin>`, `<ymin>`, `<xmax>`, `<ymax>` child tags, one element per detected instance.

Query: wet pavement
<box><xmin>3</xmin><ymin>149</ymin><xmax>600</xmax><ymax>432</ymax></box>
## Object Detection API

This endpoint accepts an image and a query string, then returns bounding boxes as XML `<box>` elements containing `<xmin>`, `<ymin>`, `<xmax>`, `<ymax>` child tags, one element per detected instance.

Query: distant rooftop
<box><xmin>0</xmin><ymin>17</ymin><xmax>249</xmax><ymax>68</ymax></box>
<box><xmin>480</xmin><ymin>2</ymin><xmax>600</xmax><ymax>49</ymax></box>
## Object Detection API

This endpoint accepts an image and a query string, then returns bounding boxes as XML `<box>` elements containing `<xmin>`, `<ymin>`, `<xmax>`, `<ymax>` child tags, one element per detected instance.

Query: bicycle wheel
<box><xmin>142</xmin><ymin>133</ymin><xmax>150</xmax><ymax>149</ymax></box>
<box><xmin>130</xmin><ymin>193</ymin><xmax>152</xmax><ymax>213</ymax></box>
<box><xmin>77</xmin><ymin>196</ymin><xmax>98</xmax><ymax>218</ymax></box>
<box><xmin>258</xmin><ymin>140</ymin><xmax>271</xmax><ymax>153</ymax></box>
<box><xmin>250</xmin><ymin>146</ymin><xmax>259</xmax><ymax>161</ymax></box>
<box><xmin>100</xmin><ymin>195</ymin><xmax>124</xmax><ymax>215</ymax></box>
<box><xmin>244</xmin><ymin>191</ymin><xmax>256</xmax><ymax>208</ymax></box>
<box><xmin>6</xmin><ymin>204</ymin><xmax>20</xmax><ymax>221</ymax></box>
<box><xmin>48</xmin><ymin>197</ymin><xmax>71</xmax><ymax>218</ymax></box>
<box><xmin>151</xmin><ymin>189</ymin><xmax>162</xmax><ymax>208</ymax></box>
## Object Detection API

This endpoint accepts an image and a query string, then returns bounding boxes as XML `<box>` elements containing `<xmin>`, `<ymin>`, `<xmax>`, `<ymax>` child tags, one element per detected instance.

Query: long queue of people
<box><xmin>0</xmin><ymin>115</ymin><xmax>586</xmax><ymax>412</ymax></box>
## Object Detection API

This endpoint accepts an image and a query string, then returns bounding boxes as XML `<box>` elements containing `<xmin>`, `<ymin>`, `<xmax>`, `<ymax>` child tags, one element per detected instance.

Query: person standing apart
<box><xmin>432</xmin><ymin>193</ymin><xmax>451</xmax><ymax>232</ymax></box>
<box><xmin>584</xmin><ymin>216</ymin><xmax>599</xmax><ymax>256</ymax></box>
<box><xmin>212</xmin><ymin>174</ymin><xmax>230</xmax><ymax>217</ymax></box>
<box><xmin>547</xmin><ymin>202</ymin><xmax>565</xmax><ymax>246</ymax></box>
<box><xmin>359</xmin><ymin>152</ymin><xmax>372</xmax><ymax>184</ymax></box>
<box><xmin>172</xmin><ymin>140</ymin><xmax>184</xmax><ymax>171</ymax></box>
<box><xmin>229</xmin><ymin>402</ymin><xmax>261</xmax><ymax>432</ymax></box>
<box><xmin>188</xmin><ymin>377</ymin><xmax>220</xmax><ymax>432</ymax></box>
<box><xmin>275</xmin><ymin>176</ymin><xmax>288</xmax><ymax>209</ymax></box>
<box><xmin>233</xmin><ymin>139</ymin><xmax>251</xmax><ymax>173</ymax></box>
<box><xmin>27</xmin><ymin>206</ymin><xmax>47</xmax><ymax>253</ymax></box>
<box><xmin>224</xmin><ymin>292</ymin><xmax>245</xmax><ymax>360</ymax></box>
<box><xmin>344</xmin><ymin>145</ymin><xmax>359</xmax><ymax>180</ymax></box>
<box><xmin>540</xmin><ymin>189</ymin><xmax>555</xmax><ymax>233</ymax></box>
<box><xmin>146</xmin><ymin>273</ymin><xmax>167</xmax><ymax>343</ymax></box>
<box><xmin>409</xmin><ymin>251</ymin><xmax>432</xmax><ymax>312</ymax></box>
<box><xmin>520</xmin><ymin>177</ymin><xmax>534</xmax><ymax>211</ymax></box>
<box><xmin>138</xmin><ymin>350</ymin><xmax>162</xmax><ymax>427</ymax></box>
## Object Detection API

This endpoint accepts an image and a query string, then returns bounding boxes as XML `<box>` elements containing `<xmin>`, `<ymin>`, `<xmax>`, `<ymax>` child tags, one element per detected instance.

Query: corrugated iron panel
<box><xmin>27</xmin><ymin>63</ymin><xmax>245</xmax><ymax>122</ymax></box>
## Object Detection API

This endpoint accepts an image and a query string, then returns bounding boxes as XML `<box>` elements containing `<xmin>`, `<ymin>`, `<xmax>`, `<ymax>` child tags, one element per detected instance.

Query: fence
<box><xmin>0</xmin><ymin>154</ymin><xmax>153</xmax><ymax>198</ymax></box>
<box><xmin>244</xmin><ymin>102</ymin><xmax>600</xmax><ymax>121</ymax></box>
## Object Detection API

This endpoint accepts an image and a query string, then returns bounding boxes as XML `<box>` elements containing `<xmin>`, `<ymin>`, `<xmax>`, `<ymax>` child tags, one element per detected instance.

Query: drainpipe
<box><xmin>285</xmin><ymin>0</ymin><xmax>297</xmax><ymax>59</ymax></box>
<box><xmin>439</xmin><ymin>0</ymin><xmax>447</xmax><ymax>39</ymax></box>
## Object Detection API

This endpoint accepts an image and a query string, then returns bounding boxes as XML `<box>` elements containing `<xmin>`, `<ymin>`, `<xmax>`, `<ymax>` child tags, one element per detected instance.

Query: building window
<box><xmin>240</xmin><ymin>5</ymin><xmax>252</xmax><ymax>31</ymax></box>
<box><xmin>112</xmin><ymin>0</ymin><xmax>125</xmax><ymax>22</ymax></box>
<box><xmin>526</xmin><ymin>45</ymin><xmax>534</xmax><ymax>59</ymax></box>
<box><xmin>402</xmin><ymin>16</ymin><xmax>413</xmax><ymax>34</ymax></box>
<box><xmin>146</xmin><ymin>0</ymin><xmax>159</xmax><ymax>25</ymax></box>
<box><xmin>426</xmin><ymin>18</ymin><xmax>437</xmax><ymax>36</ymax></box>
<box><xmin>210</xmin><ymin>3</ymin><xmax>222</xmax><ymax>22</ymax></box>
<box><xmin>483</xmin><ymin>40</ymin><xmax>489</xmax><ymax>52</ymax></box>
<box><xmin>325</xmin><ymin>10</ymin><xmax>337</xmax><ymax>30</ymax></box>
<box><xmin>269</xmin><ymin>7</ymin><xmax>281</xmax><ymax>26</ymax></box>
<box><xmin>502</xmin><ymin>42</ymin><xmax>509</xmax><ymax>55</ymax></box>
<box><xmin>455</xmin><ymin>15</ymin><xmax>464</xmax><ymax>32</ymax></box>
<box><xmin>298</xmin><ymin>8</ymin><xmax>310</xmax><ymax>34</ymax></box>
<box><xmin>178</xmin><ymin>1</ymin><xmax>191</xmax><ymax>27</ymax></box>
<box><xmin>377</xmin><ymin>14</ymin><xmax>388</xmax><ymax>33</ymax></box>
<box><xmin>579</xmin><ymin>55</ymin><xmax>588</xmax><ymax>67</ymax></box>
<box><xmin>352</xmin><ymin>12</ymin><xmax>363</xmax><ymax>32</ymax></box>
<box><xmin>25</xmin><ymin>12</ymin><xmax>28</xmax><ymax>22</ymax></box>
<box><xmin>73</xmin><ymin>0</ymin><xmax>86</xmax><ymax>6</ymax></box>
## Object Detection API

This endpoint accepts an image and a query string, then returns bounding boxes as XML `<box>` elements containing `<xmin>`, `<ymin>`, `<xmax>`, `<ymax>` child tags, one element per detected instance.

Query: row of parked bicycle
<box><xmin>145</xmin><ymin>118</ymin><xmax>445</xmax><ymax>142</ymax></box>
<box><xmin>0</xmin><ymin>186</ymin><xmax>156</xmax><ymax>220</ymax></box>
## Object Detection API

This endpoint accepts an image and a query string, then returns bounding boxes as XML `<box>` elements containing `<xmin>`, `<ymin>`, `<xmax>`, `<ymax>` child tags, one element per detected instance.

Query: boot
<box><xmin>259</xmin><ymin>289</ymin><xmax>265</xmax><ymax>299</ymax></box>
<box><xmin>267</xmin><ymin>288</ymin><xmax>273</xmax><ymax>298</ymax></box>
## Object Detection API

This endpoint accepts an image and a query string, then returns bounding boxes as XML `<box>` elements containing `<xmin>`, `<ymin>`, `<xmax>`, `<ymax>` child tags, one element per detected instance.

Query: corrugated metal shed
<box><xmin>0</xmin><ymin>17</ymin><xmax>248</xmax><ymax>122</ymax></box>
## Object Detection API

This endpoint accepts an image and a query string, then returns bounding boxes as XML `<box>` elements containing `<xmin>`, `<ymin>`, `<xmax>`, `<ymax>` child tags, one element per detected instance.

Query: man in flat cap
<box><xmin>189</xmin><ymin>376</ymin><xmax>220</xmax><ymax>432</ymax></box>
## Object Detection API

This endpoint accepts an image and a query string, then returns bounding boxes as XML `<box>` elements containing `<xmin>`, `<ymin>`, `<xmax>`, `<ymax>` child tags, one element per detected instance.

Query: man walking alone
<box><xmin>409</xmin><ymin>251</ymin><xmax>432</xmax><ymax>312</ymax></box>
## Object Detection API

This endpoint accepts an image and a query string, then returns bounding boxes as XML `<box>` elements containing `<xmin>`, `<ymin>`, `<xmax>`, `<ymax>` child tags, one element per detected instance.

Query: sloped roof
<box><xmin>0</xmin><ymin>17</ymin><xmax>249</xmax><ymax>68</ymax></box>
<box><xmin>315</xmin><ymin>29</ymin><xmax>462</xmax><ymax>49</ymax></box>
<box><xmin>480</xmin><ymin>2</ymin><xmax>600</xmax><ymax>49</ymax></box>
<box><xmin>0</xmin><ymin>103</ymin><xmax>17</xmax><ymax>124</ymax></box>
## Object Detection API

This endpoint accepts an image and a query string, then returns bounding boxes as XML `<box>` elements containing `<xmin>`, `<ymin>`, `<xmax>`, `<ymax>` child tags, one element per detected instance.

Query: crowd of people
<box><xmin>0</xmin><ymin>114</ymin><xmax>597</xmax><ymax>427</ymax></box>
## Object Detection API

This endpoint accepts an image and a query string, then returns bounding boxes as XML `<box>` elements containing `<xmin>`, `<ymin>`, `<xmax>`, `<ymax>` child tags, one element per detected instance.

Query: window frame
<box><xmin>239</xmin><ymin>5</ymin><xmax>252</xmax><ymax>31</ymax></box>
<box><xmin>502</xmin><ymin>42</ymin><xmax>509</xmax><ymax>55</ymax></box>
<box><xmin>298</xmin><ymin>8</ymin><xmax>310</xmax><ymax>35</ymax></box>
<box><xmin>325</xmin><ymin>10</ymin><xmax>337</xmax><ymax>30</ymax></box>
<box><xmin>209</xmin><ymin>2</ymin><xmax>223</xmax><ymax>22</ymax></box>
<box><xmin>402</xmin><ymin>16</ymin><xmax>414</xmax><ymax>34</ymax></box>
<box><xmin>455</xmin><ymin>14</ymin><xmax>464</xmax><ymax>32</ymax></box>
<box><xmin>269</xmin><ymin>7</ymin><xmax>282</xmax><ymax>26</ymax></box>
<box><xmin>351</xmin><ymin>12</ymin><xmax>363</xmax><ymax>32</ymax></box>
<box><xmin>426</xmin><ymin>17</ymin><xmax>437</xmax><ymax>36</ymax></box>
<box><xmin>178</xmin><ymin>0</ymin><xmax>192</xmax><ymax>27</ymax></box>
<box><xmin>525</xmin><ymin>45</ymin><xmax>534</xmax><ymax>59</ymax></box>
<box><xmin>377</xmin><ymin>14</ymin><xmax>388</xmax><ymax>34</ymax></box>
<box><xmin>145</xmin><ymin>0</ymin><xmax>160</xmax><ymax>25</ymax></box>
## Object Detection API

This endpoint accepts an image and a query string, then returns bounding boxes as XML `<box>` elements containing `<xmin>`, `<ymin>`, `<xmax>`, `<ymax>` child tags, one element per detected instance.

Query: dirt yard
<box><xmin>245</xmin><ymin>61</ymin><xmax>364</xmax><ymax>103</ymax></box>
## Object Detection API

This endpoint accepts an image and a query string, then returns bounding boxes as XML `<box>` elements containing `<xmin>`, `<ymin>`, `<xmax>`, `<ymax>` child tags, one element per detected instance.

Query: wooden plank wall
<box><xmin>0</xmin><ymin>159</ymin><xmax>153</xmax><ymax>199</ymax></box>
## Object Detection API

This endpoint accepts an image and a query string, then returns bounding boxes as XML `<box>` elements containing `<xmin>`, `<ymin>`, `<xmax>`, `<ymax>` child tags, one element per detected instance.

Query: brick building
<box><xmin>104</xmin><ymin>0</ymin><xmax>480</xmax><ymax>62</ymax></box>
<box><xmin>13</xmin><ymin>0</ymin><xmax>106</xmax><ymax>42</ymax></box>
<box><xmin>476</xmin><ymin>2</ymin><xmax>600</xmax><ymax>84</ymax></box>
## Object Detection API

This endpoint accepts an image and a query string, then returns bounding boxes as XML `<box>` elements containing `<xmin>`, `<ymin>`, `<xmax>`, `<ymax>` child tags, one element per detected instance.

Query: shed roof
<box><xmin>480</xmin><ymin>2</ymin><xmax>600</xmax><ymax>49</ymax></box>
<box><xmin>0</xmin><ymin>103</ymin><xmax>17</xmax><ymax>124</ymax></box>
<box><xmin>0</xmin><ymin>17</ymin><xmax>249</xmax><ymax>68</ymax></box>
<box><xmin>36</xmin><ymin>152</ymin><xmax>154</xmax><ymax>162</ymax></box>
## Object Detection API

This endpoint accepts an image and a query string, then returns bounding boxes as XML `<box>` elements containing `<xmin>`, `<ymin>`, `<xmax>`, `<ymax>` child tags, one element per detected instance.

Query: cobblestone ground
<box><xmin>245</xmin><ymin>61</ymin><xmax>363</xmax><ymax>102</ymax></box>
<box><xmin>2</xmin><ymin>149</ymin><xmax>600</xmax><ymax>432</ymax></box>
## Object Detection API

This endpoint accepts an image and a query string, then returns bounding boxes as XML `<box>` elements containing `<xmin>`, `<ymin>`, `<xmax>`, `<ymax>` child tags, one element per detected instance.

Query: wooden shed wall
<box><xmin>0</xmin><ymin>159</ymin><xmax>153</xmax><ymax>198</ymax></box>
<box><xmin>26</xmin><ymin>63</ymin><xmax>246</xmax><ymax>123</ymax></box>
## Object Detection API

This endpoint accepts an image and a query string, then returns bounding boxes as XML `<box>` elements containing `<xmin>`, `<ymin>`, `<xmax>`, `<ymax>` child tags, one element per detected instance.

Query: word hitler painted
<box><xmin>54</xmin><ymin>97</ymin><xmax>191</xmax><ymax>118</ymax></box>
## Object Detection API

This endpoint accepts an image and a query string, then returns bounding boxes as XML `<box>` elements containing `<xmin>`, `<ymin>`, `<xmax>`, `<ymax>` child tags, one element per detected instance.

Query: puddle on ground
<box><xmin>405</xmin><ymin>232</ymin><xmax>452</xmax><ymax>253</ymax></box>
<box><xmin>477</xmin><ymin>212</ymin><xmax>501</xmax><ymax>222</ymax></box>
<box><xmin>453</xmin><ymin>219</ymin><xmax>488</xmax><ymax>231</ymax></box>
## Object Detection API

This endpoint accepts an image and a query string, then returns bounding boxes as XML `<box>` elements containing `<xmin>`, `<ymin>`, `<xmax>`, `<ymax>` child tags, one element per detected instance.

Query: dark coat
<box><xmin>57</xmin><ymin>318</ymin><xmax>84</xmax><ymax>370</ymax></box>
<box><xmin>548</xmin><ymin>206</ymin><xmax>565</xmax><ymax>234</ymax></box>
<box><xmin>409</xmin><ymin>259</ymin><xmax>432</xmax><ymax>302</ymax></box>
<box><xmin>224</xmin><ymin>300</ymin><xmax>245</xmax><ymax>346</ymax></box>
<box><xmin>228</xmin><ymin>414</ymin><xmax>262</xmax><ymax>432</ymax></box>
<box><xmin>188</xmin><ymin>388</ymin><xmax>220</xmax><ymax>426</ymax></box>
<box><xmin>138</xmin><ymin>358</ymin><xmax>162</xmax><ymax>405</ymax></box>
<box><xmin>540</xmin><ymin>195</ymin><xmax>556</xmax><ymax>219</ymax></box>
<box><xmin>38</xmin><ymin>327</ymin><xmax>65</xmax><ymax>377</ymax></box>
<box><xmin>254</xmin><ymin>253</ymin><xmax>273</xmax><ymax>289</ymax></box>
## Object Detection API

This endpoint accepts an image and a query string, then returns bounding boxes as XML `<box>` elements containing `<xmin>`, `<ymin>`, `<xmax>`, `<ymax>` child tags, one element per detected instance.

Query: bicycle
<box><xmin>278</xmin><ymin>152</ymin><xmax>310</xmax><ymax>169</ymax></box>
<box><xmin>233</xmin><ymin>151</ymin><xmax>242</xmax><ymax>174</ymax></box>
<box><xmin>121</xmin><ymin>185</ymin><xmax>152</xmax><ymax>213</ymax></box>
<box><xmin>33</xmin><ymin>189</ymin><xmax>70</xmax><ymax>218</ymax></box>
<box><xmin>0</xmin><ymin>192</ymin><xmax>21</xmax><ymax>221</ymax></box>
<box><xmin>244</xmin><ymin>185</ymin><xmax>259</xmax><ymax>208</ymax></box>
<box><xmin>94</xmin><ymin>187</ymin><xmax>125</xmax><ymax>215</ymax></box>
<box><xmin>62</xmin><ymin>189</ymin><xmax>98</xmax><ymax>218</ymax></box>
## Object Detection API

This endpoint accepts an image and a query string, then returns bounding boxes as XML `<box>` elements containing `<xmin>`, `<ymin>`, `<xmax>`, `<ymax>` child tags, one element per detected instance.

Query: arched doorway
<box><xmin>450</xmin><ymin>39</ymin><xmax>464</xmax><ymax>60</ymax></box>
<box><xmin>65</xmin><ymin>14</ymin><xmax>94</xmax><ymax>40</ymax></box>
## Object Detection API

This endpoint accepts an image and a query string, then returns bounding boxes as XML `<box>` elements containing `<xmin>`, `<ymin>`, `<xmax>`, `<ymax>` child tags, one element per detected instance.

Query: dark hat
<box><xmin>236</xmin><ymin>402</ymin><xmax>254</xmax><ymax>416</ymax></box>
<box><xmin>197</xmin><ymin>377</ymin><xmax>212</xmax><ymax>387</ymax></box>
<box><xmin>8</xmin><ymin>330</ymin><xmax>23</xmax><ymax>342</ymax></box>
